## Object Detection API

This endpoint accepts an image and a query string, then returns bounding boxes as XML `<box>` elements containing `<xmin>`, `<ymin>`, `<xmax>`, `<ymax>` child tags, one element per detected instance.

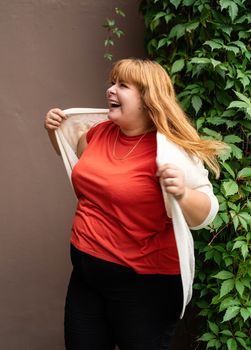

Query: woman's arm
<box><xmin>76</xmin><ymin>133</ymin><xmax>88</xmax><ymax>158</ymax></box>
<box><xmin>158</xmin><ymin>163</ymin><xmax>216</xmax><ymax>228</ymax></box>
<box><xmin>176</xmin><ymin>188</ymin><xmax>211</xmax><ymax>227</ymax></box>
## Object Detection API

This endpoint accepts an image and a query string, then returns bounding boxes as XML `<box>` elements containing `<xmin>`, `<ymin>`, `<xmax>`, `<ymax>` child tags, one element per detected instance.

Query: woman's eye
<box><xmin>120</xmin><ymin>82</ymin><xmax>127</xmax><ymax>88</ymax></box>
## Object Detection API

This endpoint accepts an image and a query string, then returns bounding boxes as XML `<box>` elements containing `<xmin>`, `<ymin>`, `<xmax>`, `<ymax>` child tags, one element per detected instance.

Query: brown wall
<box><xmin>0</xmin><ymin>1</ymin><xmax>145</xmax><ymax>348</ymax></box>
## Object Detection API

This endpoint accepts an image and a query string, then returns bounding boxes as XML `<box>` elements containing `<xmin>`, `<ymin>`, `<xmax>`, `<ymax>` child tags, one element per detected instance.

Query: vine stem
<box><xmin>208</xmin><ymin>223</ymin><xmax>230</xmax><ymax>245</ymax></box>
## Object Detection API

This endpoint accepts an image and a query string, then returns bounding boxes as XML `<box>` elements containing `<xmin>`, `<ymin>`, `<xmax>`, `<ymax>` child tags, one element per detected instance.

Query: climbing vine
<box><xmin>139</xmin><ymin>0</ymin><xmax>251</xmax><ymax>349</ymax></box>
<box><xmin>103</xmin><ymin>7</ymin><xmax>125</xmax><ymax>61</ymax></box>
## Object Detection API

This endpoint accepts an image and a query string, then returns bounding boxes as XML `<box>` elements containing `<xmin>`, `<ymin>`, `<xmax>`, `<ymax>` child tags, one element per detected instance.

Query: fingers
<box><xmin>163</xmin><ymin>177</ymin><xmax>177</xmax><ymax>187</ymax></box>
<box><xmin>158</xmin><ymin>163</ymin><xmax>186</xmax><ymax>199</ymax></box>
<box><xmin>44</xmin><ymin>108</ymin><xmax>66</xmax><ymax>130</ymax></box>
<box><xmin>158</xmin><ymin>164</ymin><xmax>181</xmax><ymax>181</ymax></box>
<box><xmin>158</xmin><ymin>163</ymin><xmax>180</xmax><ymax>174</ymax></box>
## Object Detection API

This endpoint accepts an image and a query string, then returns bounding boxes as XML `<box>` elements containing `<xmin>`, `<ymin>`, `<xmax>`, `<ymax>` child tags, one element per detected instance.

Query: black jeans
<box><xmin>64</xmin><ymin>245</ymin><xmax>183</xmax><ymax>350</ymax></box>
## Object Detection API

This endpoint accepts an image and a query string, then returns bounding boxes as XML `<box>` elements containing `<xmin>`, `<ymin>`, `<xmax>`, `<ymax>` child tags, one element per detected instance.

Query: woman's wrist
<box><xmin>175</xmin><ymin>186</ymin><xmax>189</xmax><ymax>202</ymax></box>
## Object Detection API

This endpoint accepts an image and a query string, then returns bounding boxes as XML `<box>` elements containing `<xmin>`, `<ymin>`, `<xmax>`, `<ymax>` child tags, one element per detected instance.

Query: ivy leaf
<box><xmin>165</xmin><ymin>14</ymin><xmax>175</xmax><ymax>24</ymax></box>
<box><xmin>246</xmin><ymin>107</ymin><xmax>251</xmax><ymax>118</ymax></box>
<box><xmin>235</xmin><ymin>91</ymin><xmax>251</xmax><ymax>105</ymax></box>
<box><xmin>237</xmin><ymin>167</ymin><xmax>251</xmax><ymax>178</ymax></box>
<box><xmin>190</xmin><ymin>57</ymin><xmax>211</xmax><ymax>65</ymax></box>
<box><xmin>202</xmin><ymin>128</ymin><xmax>222</xmax><ymax>140</ymax></box>
<box><xmin>104</xmin><ymin>39</ymin><xmax>114</xmax><ymax>47</ymax></box>
<box><xmin>221</xmin><ymin>162</ymin><xmax>235</xmax><ymax>178</ymax></box>
<box><xmin>170</xmin><ymin>0</ymin><xmax>182</xmax><ymax>9</ymax></box>
<box><xmin>232</xmin><ymin>214</ymin><xmax>240</xmax><ymax>231</ymax></box>
<box><xmin>236</xmin><ymin>337</ymin><xmax>249</xmax><ymax>349</ymax></box>
<box><xmin>228</xmin><ymin>101</ymin><xmax>249</xmax><ymax>109</ymax></box>
<box><xmin>235</xmin><ymin>280</ymin><xmax>244</xmax><ymax>297</ymax></box>
<box><xmin>115</xmin><ymin>7</ymin><xmax>125</xmax><ymax>17</ymax></box>
<box><xmin>224</xmin><ymin>135</ymin><xmax>242</xmax><ymax>144</ymax></box>
<box><xmin>183</xmin><ymin>0</ymin><xmax>196</xmax><ymax>6</ymax></box>
<box><xmin>157</xmin><ymin>37</ymin><xmax>170</xmax><ymax>49</ymax></box>
<box><xmin>196</xmin><ymin>116</ymin><xmax>205</xmax><ymax>130</ymax></box>
<box><xmin>229</xmin><ymin>144</ymin><xmax>243</xmax><ymax>159</ymax></box>
<box><xmin>227</xmin><ymin>338</ymin><xmax>238</xmax><ymax>350</ymax></box>
<box><xmin>232</xmin><ymin>240</ymin><xmax>244</xmax><ymax>250</ymax></box>
<box><xmin>171</xmin><ymin>59</ymin><xmax>185</xmax><ymax>74</ymax></box>
<box><xmin>213</xmin><ymin>271</ymin><xmax>234</xmax><ymax>279</ymax></box>
<box><xmin>241</xmin><ymin>242</ymin><xmax>249</xmax><ymax>258</ymax></box>
<box><xmin>208</xmin><ymin>321</ymin><xmax>219</xmax><ymax>335</ymax></box>
<box><xmin>221</xmin><ymin>330</ymin><xmax>232</xmax><ymax>336</ymax></box>
<box><xmin>204</xmin><ymin>39</ymin><xmax>223</xmax><ymax>50</ymax></box>
<box><xmin>219</xmin><ymin>147</ymin><xmax>231</xmax><ymax>162</ymax></box>
<box><xmin>222</xmin><ymin>180</ymin><xmax>238</xmax><ymax>196</ymax></box>
<box><xmin>220</xmin><ymin>212</ymin><xmax>229</xmax><ymax>224</ymax></box>
<box><xmin>240</xmin><ymin>308</ymin><xmax>251</xmax><ymax>322</ymax></box>
<box><xmin>147</xmin><ymin>38</ymin><xmax>158</xmax><ymax>52</ymax></box>
<box><xmin>219</xmin><ymin>0</ymin><xmax>238</xmax><ymax>22</ymax></box>
<box><xmin>153</xmin><ymin>11</ymin><xmax>167</xmax><ymax>21</ymax></box>
<box><xmin>103</xmin><ymin>18</ymin><xmax>115</xmax><ymax>28</ymax></box>
<box><xmin>235</xmin><ymin>331</ymin><xmax>247</xmax><ymax>338</ymax></box>
<box><xmin>233</xmin><ymin>211</ymin><xmax>251</xmax><ymax>236</ymax></box>
<box><xmin>240</xmin><ymin>76</ymin><xmax>250</xmax><ymax>89</ymax></box>
<box><xmin>191</xmin><ymin>95</ymin><xmax>202</xmax><ymax>114</ymax></box>
<box><xmin>206</xmin><ymin>116</ymin><xmax>226</xmax><ymax>126</ymax></box>
<box><xmin>210</xmin><ymin>58</ymin><xmax>222</xmax><ymax>68</ymax></box>
<box><xmin>104</xmin><ymin>53</ymin><xmax>113</xmax><ymax>61</ymax></box>
<box><xmin>220</xmin><ymin>278</ymin><xmax>235</xmax><ymax>298</ymax></box>
<box><xmin>198</xmin><ymin>332</ymin><xmax>216</xmax><ymax>341</ymax></box>
<box><xmin>238</xmin><ymin>212</ymin><xmax>251</xmax><ymax>223</ymax></box>
<box><xmin>225</xmin><ymin>79</ymin><xmax>234</xmax><ymax>89</ymax></box>
<box><xmin>219</xmin><ymin>297</ymin><xmax>240</xmax><ymax>312</ymax></box>
<box><xmin>223</xmin><ymin>306</ymin><xmax>240</xmax><ymax>322</ymax></box>
<box><xmin>225</xmin><ymin>45</ymin><xmax>239</xmax><ymax>55</ymax></box>
<box><xmin>169</xmin><ymin>24</ymin><xmax>185</xmax><ymax>39</ymax></box>
<box><xmin>185</xmin><ymin>21</ymin><xmax>199</xmax><ymax>33</ymax></box>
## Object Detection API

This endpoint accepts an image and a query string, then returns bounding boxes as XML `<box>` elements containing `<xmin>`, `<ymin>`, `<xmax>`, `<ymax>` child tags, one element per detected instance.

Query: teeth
<box><xmin>111</xmin><ymin>102</ymin><xmax>120</xmax><ymax>107</ymax></box>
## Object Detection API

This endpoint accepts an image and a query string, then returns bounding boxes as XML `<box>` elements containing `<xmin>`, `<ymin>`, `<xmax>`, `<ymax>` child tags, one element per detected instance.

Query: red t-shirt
<box><xmin>71</xmin><ymin>120</ymin><xmax>180</xmax><ymax>274</ymax></box>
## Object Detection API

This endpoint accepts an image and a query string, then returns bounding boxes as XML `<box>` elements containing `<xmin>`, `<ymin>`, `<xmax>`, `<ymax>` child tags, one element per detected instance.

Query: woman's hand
<box><xmin>158</xmin><ymin>163</ymin><xmax>212</xmax><ymax>227</ymax></box>
<box><xmin>158</xmin><ymin>163</ymin><xmax>187</xmax><ymax>200</ymax></box>
<box><xmin>44</xmin><ymin>108</ymin><xmax>66</xmax><ymax>131</ymax></box>
<box><xmin>44</xmin><ymin>108</ymin><xmax>66</xmax><ymax>155</ymax></box>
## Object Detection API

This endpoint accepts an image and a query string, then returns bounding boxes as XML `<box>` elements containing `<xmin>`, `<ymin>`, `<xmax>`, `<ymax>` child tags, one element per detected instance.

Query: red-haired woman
<box><xmin>44</xmin><ymin>58</ymin><xmax>224</xmax><ymax>350</ymax></box>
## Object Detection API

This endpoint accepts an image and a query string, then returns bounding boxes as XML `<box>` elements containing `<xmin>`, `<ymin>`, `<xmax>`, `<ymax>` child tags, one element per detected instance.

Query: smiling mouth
<box><xmin>109</xmin><ymin>101</ymin><xmax>121</xmax><ymax>108</ymax></box>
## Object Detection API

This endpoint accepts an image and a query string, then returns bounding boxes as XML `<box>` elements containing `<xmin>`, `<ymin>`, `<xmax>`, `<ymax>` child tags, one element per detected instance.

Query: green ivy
<box><xmin>139</xmin><ymin>0</ymin><xmax>251</xmax><ymax>349</ymax></box>
<box><xmin>103</xmin><ymin>7</ymin><xmax>125</xmax><ymax>61</ymax></box>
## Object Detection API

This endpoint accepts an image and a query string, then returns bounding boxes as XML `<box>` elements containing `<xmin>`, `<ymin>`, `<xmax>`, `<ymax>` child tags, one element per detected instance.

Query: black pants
<box><xmin>64</xmin><ymin>245</ymin><xmax>183</xmax><ymax>350</ymax></box>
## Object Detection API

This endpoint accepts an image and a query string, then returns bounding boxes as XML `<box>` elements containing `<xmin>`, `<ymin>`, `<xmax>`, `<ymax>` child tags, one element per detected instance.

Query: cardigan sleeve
<box><xmin>156</xmin><ymin>132</ymin><xmax>220</xmax><ymax>230</ymax></box>
<box><xmin>188</xmin><ymin>185</ymin><xmax>219</xmax><ymax>230</ymax></box>
<box><xmin>186</xmin><ymin>156</ymin><xmax>219</xmax><ymax>230</ymax></box>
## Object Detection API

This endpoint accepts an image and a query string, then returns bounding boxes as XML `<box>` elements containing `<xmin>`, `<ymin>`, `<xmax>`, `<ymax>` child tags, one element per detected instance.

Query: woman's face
<box><xmin>106</xmin><ymin>79</ymin><xmax>149</xmax><ymax>133</ymax></box>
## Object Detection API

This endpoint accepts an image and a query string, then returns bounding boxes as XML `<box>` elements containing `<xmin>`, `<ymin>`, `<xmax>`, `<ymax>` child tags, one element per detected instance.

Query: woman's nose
<box><xmin>106</xmin><ymin>84</ymin><xmax>116</xmax><ymax>96</ymax></box>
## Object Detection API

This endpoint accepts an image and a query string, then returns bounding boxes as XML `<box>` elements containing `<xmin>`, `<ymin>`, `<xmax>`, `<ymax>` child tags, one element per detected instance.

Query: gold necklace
<box><xmin>112</xmin><ymin>127</ymin><xmax>149</xmax><ymax>160</ymax></box>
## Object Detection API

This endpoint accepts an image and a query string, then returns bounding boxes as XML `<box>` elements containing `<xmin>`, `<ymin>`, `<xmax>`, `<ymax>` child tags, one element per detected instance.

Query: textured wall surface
<box><xmin>0</xmin><ymin>1</ymin><xmax>145</xmax><ymax>348</ymax></box>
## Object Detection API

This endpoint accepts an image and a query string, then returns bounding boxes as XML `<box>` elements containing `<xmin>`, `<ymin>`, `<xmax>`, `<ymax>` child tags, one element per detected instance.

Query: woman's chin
<box><xmin>107</xmin><ymin>111</ymin><xmax>119</xmax><ymax>121</ymax></box>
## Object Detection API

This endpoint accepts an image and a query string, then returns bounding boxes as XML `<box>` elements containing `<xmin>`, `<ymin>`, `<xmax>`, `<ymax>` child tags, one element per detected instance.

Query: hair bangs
<box><xmin>109</xmin><ymin>59</ymin><xmax>144</xmax><ymax>90</ymax></box>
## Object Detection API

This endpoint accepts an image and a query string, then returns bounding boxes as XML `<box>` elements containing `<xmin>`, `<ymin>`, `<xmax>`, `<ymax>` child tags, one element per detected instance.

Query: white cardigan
<box><xmin>55</xmin><ymin>108</ymin><xmax>219</xmax><ymax>318</ymax></box>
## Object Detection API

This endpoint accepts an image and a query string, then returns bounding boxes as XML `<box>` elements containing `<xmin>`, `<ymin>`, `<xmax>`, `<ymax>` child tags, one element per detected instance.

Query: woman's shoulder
<box><xmin>87</xmin><ymin>120</ymin><xmax>113</xmax><ymax>143</ymax></box>
<box><xmin>156</xmin><ymin>132</ymin><xmax>191</xmax><ymax>165</ymax></box>
<box><xmin>156</xmin><ymin>132</ymin><xmax>209</xmax><ymax>185</ymax></box>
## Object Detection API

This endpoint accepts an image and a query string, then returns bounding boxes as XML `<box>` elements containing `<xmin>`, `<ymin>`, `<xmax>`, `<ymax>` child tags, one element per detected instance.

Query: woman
<box><xmin>44</xmin><ymin>58</ymin><xmax>224</xmax><ymax>350</ymax></box>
